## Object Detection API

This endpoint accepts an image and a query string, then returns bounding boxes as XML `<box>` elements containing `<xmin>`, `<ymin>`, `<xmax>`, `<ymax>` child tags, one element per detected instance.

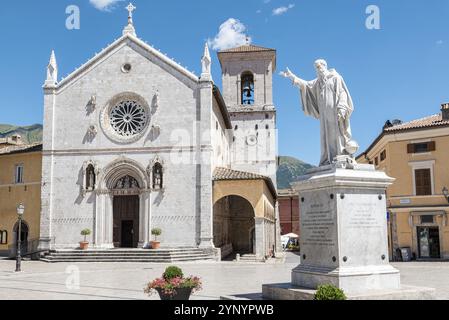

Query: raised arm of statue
<box><xmin>280</xmin><ymin>68</ymin><xmax>307</xmax><ymax>88</ymax></box>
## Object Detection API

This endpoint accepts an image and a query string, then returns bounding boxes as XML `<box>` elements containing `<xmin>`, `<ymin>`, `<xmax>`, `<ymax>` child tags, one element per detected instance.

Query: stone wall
<box><xmin>41</xmin><ymin>39</ymin><xmax>217</xmax><ymax>249</ymax></box>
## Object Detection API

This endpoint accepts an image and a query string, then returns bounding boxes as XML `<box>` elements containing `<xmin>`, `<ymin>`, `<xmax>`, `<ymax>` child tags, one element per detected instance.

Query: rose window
<box><xmin>109</xmin><ymin>100</ymin><xmax>148</xmax><ymax>137</ymax></box>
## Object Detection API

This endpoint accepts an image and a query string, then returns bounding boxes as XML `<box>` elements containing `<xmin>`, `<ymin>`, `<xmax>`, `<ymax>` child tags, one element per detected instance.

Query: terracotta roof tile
<box><xmin>213</xmin><ymin>167</ymin><xmax>277</xmax><ymax>199</ymax></box>
<box><xmin>0</xmin><ymin>143</ymin><xmax>42</xmax><ymax>155</ymax></box>
<box><xmin>384</xmin><ymin>114</ymin><xmax>449</xmax><ymax>132</ymax></box>
<box><xmin>213</xmin><ymin>167</ymin><xmax>269</xmax><ymax>180</ymax></box>
<box><xmin>219</xmin><ymin>44</ymin><xmax>275</xmax><ymax>53</ymax></box>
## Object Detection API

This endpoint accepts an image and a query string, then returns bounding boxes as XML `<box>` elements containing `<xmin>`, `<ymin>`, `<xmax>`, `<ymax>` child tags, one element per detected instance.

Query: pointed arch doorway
<box><xmin>96</xmin><ymin>157</ymin><xmax>152</xmax><ymax>249</ymax></box>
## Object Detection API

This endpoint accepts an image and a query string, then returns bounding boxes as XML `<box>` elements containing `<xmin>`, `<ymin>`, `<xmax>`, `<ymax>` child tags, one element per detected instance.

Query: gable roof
<box><xmin>213</xmin><ymin>167</ymin><xmax>277</xmax><ymax>199</ymax></box>
<box><xmin>52</xmin><ymin>33</ymin><xmax>199</xmax><ymax>91</ymax></box>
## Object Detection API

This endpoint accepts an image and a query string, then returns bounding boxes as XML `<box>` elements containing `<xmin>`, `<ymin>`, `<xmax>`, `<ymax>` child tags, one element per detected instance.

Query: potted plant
<box><xmin>144</xmin><ymin>266</ymin><xmax>202</xmax><ymax>300</ymax></box>
<box><xmin>150</xmin><ymin>228</ymin><xmax>162</xmax><ymax>249</ymax></box>
<box><xmin>79</xmin><ymin>229</ymin><xmax>92</xmax><ymax>250</ymax></box>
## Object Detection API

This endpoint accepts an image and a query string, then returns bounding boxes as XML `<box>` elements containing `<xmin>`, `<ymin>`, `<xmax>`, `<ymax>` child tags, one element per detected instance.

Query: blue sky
<box><xmin>1</xmin><ymin>0</ymin><xmax>449</xmax><ymax>165</ymax></box>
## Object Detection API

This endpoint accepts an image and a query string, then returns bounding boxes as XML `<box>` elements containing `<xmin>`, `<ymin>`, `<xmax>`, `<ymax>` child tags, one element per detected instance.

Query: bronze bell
<box><xmin>243</xmin><ymin>85</ymin><xmax>252</xmax><ymax>97</ymax></box>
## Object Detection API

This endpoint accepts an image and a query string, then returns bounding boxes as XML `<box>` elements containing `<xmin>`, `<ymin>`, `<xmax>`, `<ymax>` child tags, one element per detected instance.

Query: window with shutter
<box><xmin>415</xmin><ymin>169</ymin><xmax>432</xmax><ymax>196</ymax></box>
<box><xmin>407</xmin><ymin>142</ymin><xmax>436</xmax><ymax>154</ymax></box>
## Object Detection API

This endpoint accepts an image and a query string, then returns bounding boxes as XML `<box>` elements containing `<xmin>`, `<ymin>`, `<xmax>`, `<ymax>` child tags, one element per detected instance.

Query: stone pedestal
<box><xmin>291</xmin><ymin>164</ymin><xmax>400</xmax><ymax>295</ymax></box>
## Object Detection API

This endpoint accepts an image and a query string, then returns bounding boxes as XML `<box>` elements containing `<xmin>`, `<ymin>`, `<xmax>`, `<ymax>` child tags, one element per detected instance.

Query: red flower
<box><xmin>144</xmin><ymin>275</ymin><xmax>202</xmax><ymax>297</ymax></box>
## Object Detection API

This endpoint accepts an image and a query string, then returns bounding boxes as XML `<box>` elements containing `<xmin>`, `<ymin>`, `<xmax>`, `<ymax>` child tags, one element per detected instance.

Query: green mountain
<box><xmin>277</xmin><ymin>156</ymin><xmax>315</xmax><ymax>189</ymax></box>
<box><xmin>0</xmin><ymin>124</ymin><xmax>43</xmax><ymax>144</ymax></box>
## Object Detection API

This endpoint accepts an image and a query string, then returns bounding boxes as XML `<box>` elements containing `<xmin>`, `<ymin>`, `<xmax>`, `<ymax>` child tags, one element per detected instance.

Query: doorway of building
<box><xmin>113</xmin><ymin>196</ymin><xmax>139</xmax><ymax>248</ymax></box>
<box><xmin>417</xmin><ymin>227</ymin><xmax>440</xmax><ymax>259</ymax></box>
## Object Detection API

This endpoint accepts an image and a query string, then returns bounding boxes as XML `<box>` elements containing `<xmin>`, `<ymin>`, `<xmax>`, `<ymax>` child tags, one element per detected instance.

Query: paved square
<box><xmin>0</xmin><ymin>254</ymin><xmax>447</xmax><ymax>300</ymax></box>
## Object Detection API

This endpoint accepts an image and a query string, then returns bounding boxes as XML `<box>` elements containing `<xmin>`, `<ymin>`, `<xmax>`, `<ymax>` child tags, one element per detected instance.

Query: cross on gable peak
<box><xmin>126</xmin><ymin>3</ymin><xmax>136</xmax><ymax>18</ymax></box>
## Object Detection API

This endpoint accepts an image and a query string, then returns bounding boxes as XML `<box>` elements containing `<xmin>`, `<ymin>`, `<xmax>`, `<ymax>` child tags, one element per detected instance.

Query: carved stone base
<box><xmin>290</xmin><ymin>164</ymin><xmax>403</xmax><ymax>295</ymax></box>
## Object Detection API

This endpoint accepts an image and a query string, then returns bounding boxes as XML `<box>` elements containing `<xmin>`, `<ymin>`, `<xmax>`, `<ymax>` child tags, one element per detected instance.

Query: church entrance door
<box><xmin>113</xmin><ymin>196</ymin><xmax>139</xmax><ymax>248</ymax></box>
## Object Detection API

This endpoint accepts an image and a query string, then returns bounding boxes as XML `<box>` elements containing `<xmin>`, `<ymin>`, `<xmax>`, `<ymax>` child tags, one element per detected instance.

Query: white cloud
<box><xmin>437</xmin><ymin>40</ymin><xmax>444</xmax><ymax>45</ymax></box>
<box><xmin>272</xmin><ymin>4</ymin><xmax>295</xmax><ymax>16</ymax></box>
<box><xmin>256</xmin><ymin>9</ymin><xmax>262</xmax><ymax>14</ymax></box>
<box><xmin>208</xmin><ymin>18</ymin><xmax>251</xmax><ymax>51</ymax></box>
<box><xmin>89</xmin><ymin>0</ymin><xmax>124</xmax><ymax>11</ymax></box>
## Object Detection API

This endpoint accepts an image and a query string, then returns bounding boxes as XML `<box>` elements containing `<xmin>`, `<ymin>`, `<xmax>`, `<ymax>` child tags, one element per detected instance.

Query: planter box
<box><xmin>156</xmin><ymin>288</ymin><xmax>192</xmax><ymax>300</ymax></box>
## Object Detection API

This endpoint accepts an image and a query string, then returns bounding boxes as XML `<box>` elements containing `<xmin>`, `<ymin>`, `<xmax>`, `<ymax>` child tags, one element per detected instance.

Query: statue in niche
<box><xmin>86</xmin><ymin>165</ymin><xmax>96</xmax><ymax>190</ymax></box>
<box><xmin>152</xmin><ymin>163</ymin><xmax>163</xmax><ymax>190</ymax></box>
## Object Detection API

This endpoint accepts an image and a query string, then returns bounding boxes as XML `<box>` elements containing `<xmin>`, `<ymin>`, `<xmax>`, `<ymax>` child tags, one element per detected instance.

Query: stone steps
<box><xmin>45</xmin><ymin>252</ymin><xmax>204</xmax><ymax>256</ymax></box>
<box><xmin>235</xmin><ymin>254</ymin><xmax>265</xmax><ymax>262</ymax></box>
<box><xmin>40</xmin><ymin>248</ymin><xmax>217</xmax><ymax>263</ymax></box>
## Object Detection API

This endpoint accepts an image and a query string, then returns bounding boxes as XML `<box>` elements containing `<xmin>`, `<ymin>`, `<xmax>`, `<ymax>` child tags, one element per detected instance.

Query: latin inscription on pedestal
<box><xmin>339</xmin><ymin>192</ymin><xmax>388</xmax><ymax>266</ymax></box>
<box><xmin>300</xmin><ymin>192</ymin><xmax>337</xmax><ymax>267</ymax></box>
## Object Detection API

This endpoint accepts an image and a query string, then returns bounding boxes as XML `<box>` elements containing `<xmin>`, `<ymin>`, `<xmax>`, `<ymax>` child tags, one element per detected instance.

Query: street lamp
<box><xmin>15</xmin><ymin>204</ymin><xmax>25</xmax><ymax>272</ymax></box>
<box><xmin>443</xmin><ymin>187</ymin><xmax>449</xmax><ymax>204</ymax></box>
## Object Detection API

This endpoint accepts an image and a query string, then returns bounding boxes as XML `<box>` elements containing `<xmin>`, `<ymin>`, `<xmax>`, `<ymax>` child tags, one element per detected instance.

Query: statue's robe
<box><xmin>294</xmin><ymin>69</ymin><xmax>354</xmax><ymax>166</ymax></box>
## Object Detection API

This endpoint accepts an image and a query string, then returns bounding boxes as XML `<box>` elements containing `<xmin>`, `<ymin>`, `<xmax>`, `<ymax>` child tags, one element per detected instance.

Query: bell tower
<box><xmin>218</xmin><ymin>44</ymin><xmax>277</xmax><ymax>184</ymax></box>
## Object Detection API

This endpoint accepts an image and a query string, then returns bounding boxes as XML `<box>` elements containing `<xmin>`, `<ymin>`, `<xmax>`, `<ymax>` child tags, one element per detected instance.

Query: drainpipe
<box><xmin>290</xmin><ymin>196</ymin><xmax>293</xmax><ymax>233</ymax></box>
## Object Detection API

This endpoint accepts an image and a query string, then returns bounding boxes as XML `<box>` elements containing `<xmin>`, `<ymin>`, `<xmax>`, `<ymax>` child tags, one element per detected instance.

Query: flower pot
<box><xmin>79</xmin><ymin>242</ymin><xmax>89</xmax><ymax>250</ymax></box>
<box><xmin>151</xmin><ymin>241</ymin><xmax>160</xmax><ymax>249</ymax></box>
<box><xmin>156</xmin><ymin>287</ymin><xmax>192</xmax><ymax>301</ymax></box>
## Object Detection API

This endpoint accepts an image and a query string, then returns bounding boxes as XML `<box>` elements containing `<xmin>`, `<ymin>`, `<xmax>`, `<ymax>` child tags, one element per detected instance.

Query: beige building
<box><xmin>213</xmin><ymin>167</ymin><xmax>278</xmax><ymax>260</ymax></box>
<box><xmin>357</xmin><ymin>103</ymin><xmax>449</xmax><ymax>260</ymax></box>
<box><xmin>0</xmin><ymin>143</ymin><xmax>42</xmax><ymax>256</ymax></box>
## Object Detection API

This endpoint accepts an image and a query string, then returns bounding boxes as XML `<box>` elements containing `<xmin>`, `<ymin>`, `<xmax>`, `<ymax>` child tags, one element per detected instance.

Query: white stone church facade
<box><xmin>39</xmin><ymin>13</ymin><xmax>279</xmax><ymax>260</ymax></box>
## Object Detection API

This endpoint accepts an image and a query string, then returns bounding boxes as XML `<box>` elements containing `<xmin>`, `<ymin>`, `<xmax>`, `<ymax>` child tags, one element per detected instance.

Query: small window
<box><xmin>0</xmin><ymin>230</ymin><xmax>7</xmax><ymax>245</ymax></box>
<box><xmin>255</xmin><ymin>125</ymin><xmax>259</xmax><ymax>130</ymax></box>
<box><xmin>374</xmin><ymin>157</ymin><xmax>379</xmax><ymax>166</ymax></box>
<box><xmin>380</xmin><ymin>150</ymin><xmax>387</xmax><ymax>161</ymax></box>
<box><xmin>265</xmin><ymin>114</ymin><xmax>269</xmax><ymax>119</ymax></box>
<box><xmin>407</xmin><ymin>142</ymin><xmax>436</xmax><ymax>154</ymax></box>
<box><xmin>421</xmin><ymin>215</ymin><xmax>434</xmax><ymax>224</ymax></box>
<box><xmin>216</xmin><ymin>121</ymin><xmax>219</xmax><ymax>130</ymax></box>
<box><xmin>121</xmin><ymin>63</ymin><xmax>132</xmax><ymax>73</ymax></box>
<box><xmin>415</xmin><ymin>169</ymin><xmax>432</xmax><ymax>196</ymax></box>
<box><xmin>15</xmin><ymin>165</ymin><xmax>23</xmax><ymax>184</ymax></box>
<box><xmin>234</xmin><ymin>125</ymin><xmax>238</xmax><ymax>131</ymax></box>
<box><xmin>266</xmin><ymin>124</ymin><xmax>269</xmax><ymax>130</ymax></box>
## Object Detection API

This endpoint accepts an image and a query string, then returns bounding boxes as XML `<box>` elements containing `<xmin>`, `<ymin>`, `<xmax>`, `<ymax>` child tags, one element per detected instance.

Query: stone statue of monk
<box><xmin>282</xmin><ymin>59</ymin><xmax>359</xmax><ymax>167</ymax></box>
